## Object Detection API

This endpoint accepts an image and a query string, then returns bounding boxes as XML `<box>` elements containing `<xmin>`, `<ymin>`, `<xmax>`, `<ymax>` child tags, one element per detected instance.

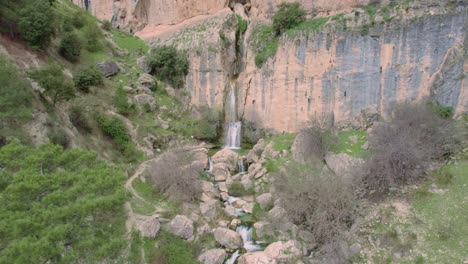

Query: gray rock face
<box><xmin>169</xmin><ymin>215</ymin><xmax>194</xmax><ymax>239</ymax></box>
<box><xmin>137</xmin><ymin>56</ymin><xmax>152</xmax><ymax>73</ymax></box>
<box><xmin>200</xmin><ymin>199</ymin><xmax>218</xmax><ymax>221</ymax></box>
<box><xmin>198</xmin><ymin>249</ymin><xmax>226</xmax><ymax>264</ymax></box>
<box><xmin>256</xmin><ymin>193</ymin><xmax>272</xmax><ymax>209</ymax></box>
<box><xmin>325</xmin><ymin>153</ymin><xmax>364</xmax><ymax>183</ymax></box>
<box><xmin>138</xmin><ymin>73</ymin><xmax>156</xmax><ymax>91</ymax></box>
<box><xmin>213</xmin><ymin>227</ymin><xmax>242</xmax><ymax>249</ymax></box>
<box><xmin>96</xmin><ymin>61</ymin><xmax>120</xmax><ymax>77</ymax></box>
<box><xmin>134</xmin><ymin>94</ymin><xmax>157</xmax><ymax>112</ymax></box>
<box><xmin>135</xmin><ymin>215</ymin><xmax>160</xmax><ymax>238</ymax></box>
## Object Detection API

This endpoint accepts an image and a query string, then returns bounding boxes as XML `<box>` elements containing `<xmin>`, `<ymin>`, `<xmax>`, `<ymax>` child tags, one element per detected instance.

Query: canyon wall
<box><xmin>74</xmin><ymin>0</ymin><xmax>467</xmax><ymax>133</ymax></box>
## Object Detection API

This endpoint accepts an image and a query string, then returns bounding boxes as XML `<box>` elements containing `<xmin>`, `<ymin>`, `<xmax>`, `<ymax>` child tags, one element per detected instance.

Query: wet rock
<box><xmin>135</xmin><ymin>215</ymin><xmax>160</xmax><ymax>238</ymax></box>
<box><xmin>198</xmin><ymin>249</ymin><xmax>226</xmax><ymax>264</ymax></box>
<box><xmin>230</xmin><ymin>219</ymin><xmax>241</xmax><ymax>230</ymax></box>
<box><xmin>138</xmin><ymin>73</ymin><xmax>156</xmax><ymax>91</ymax></box>
<box><xmin>213</xmin><ymin>227</ymin><xmax>242</xmax><ymax>249</ymax></box>
<box><xmin>200</xmin><ymin>199</ymin><xmax>218</xmax><ymax>221</ymax></box>
<box><xmin>264</xmin><ymin>240</ymin><xmax>303</xmax><ymax>263</ymax></box>
<box><xmin>96</xmin><ymin>61</ymin><xmax>120</xmax><ymax>77</ymax></box>
<box><xmin>238</xmin><ymin>251</ymin><xmax>276</xmax><ymax>264</ymax></box>
<box><xmin>232</xmin><ymin>199</ymin><xmax>247</xmax><ymax>208</ymax></box>
<box><xmin>134</xmin><ymin>94</ymin><xmax>157</xmax><ymax>112</ymax></box>
<box><xmin>256</xmin><ymin>193</ymin><xmax>272</xmax><ymax>209</ymax></box>
<box><xmin>169</xmin><ymin>215</ymin><xmax>193</xmax><ymax>240</ymax></box>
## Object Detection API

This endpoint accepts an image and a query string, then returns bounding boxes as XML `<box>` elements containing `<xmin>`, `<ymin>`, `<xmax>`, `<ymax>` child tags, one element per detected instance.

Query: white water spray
<box><xmin>225</xmin><ymin>86</ymin><xmax>241</xmax><ymax>149</ymax></box>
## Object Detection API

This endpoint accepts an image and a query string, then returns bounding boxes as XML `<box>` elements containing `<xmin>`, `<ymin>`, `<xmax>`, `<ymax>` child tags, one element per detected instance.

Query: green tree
<box><xmin>29</xmin><ymin>63</ymin><xmax>75</xmax><ymax>103</ymax></box>
<box><xmin>272</xmin><ymin>2</ymin><xmax>306</xmax><ymax>35</ymax></box>
<box><xmin>146</xmin><ymin>46</ymin><xmax>189</xmax><ymax>88</ymax></box>
<box><xmin>0</xmin><ymin>141</ymin><xmax>127</xmax><ymax>263</ymax></box>
<box><xmin>59</xmin><ymin>32</ymin><xmax>82</xmax><ymax>62</ymax></box>
<box><xmin>73</xmin><ymin>65</ymin><xmax>103</xmax><ymax>93</ymax></box>
<box><xmin>18</xmin><ymin>0</ymin><xmax>55</xmax><ymax>48</ymax></box>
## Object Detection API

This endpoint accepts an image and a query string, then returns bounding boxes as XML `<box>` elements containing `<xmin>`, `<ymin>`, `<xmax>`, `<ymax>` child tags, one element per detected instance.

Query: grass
<box><xmin>265</xmin><ymin>133</ymin><xmax>296</xmax><ymax>151</ymax></box>
<box><xmin>131</xmin><ymin>179</ymin><xmax>179</xmax><ymax>217</ymax></box>
<box><xmin>285</xmin><ymin>17</ymin><xmax>329</xmax><ymax>36</ymax></box>
<box><xmin>111</xmin><ymin>29</ymin><xmax>149</xmax><ymax>53</ymax></box>
<box><xmin>330</xmin><ymin>130</ymin><xmax>367</xmax><ymax>157</ymax></box>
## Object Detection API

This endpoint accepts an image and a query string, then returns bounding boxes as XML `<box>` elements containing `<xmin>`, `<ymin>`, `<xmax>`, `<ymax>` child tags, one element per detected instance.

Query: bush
<box><xmin>153</xmin><ymin>231</ymin><xmax>201</xmax><ymax>264</ymax></box>
<box><xmin>228</xmin><ymin>181</ymin><xmax>254</xmax><ymax>197</ymax></box>
<box><xmin>59</xmin><ymin>32</ymin><xmax>82</xmax><ymax>62</ymax></box>
<box><xmin>147</xmin><ymin>46</ymin><xmax>189</xmax><ymax>88</ymax></box>
<box><xmin>94</xmin><ymin>112</ymin><xmax>130</xmax><ymax>148</ymax></box>
<box><xmin>73</xmin><ymin>66</ymin><xmax>103</xmax><ymax>93</ymax></box>
<box><xmin>114</xmin><ymin>85</ymin><xmax>133</xmax><ymax>115</ymax></box>
<box><xmin>272</xmin><ymin>2</ymin><xmax>306</xmax><ymax>35</ymax></box>
<box><xmin>192</xmin><ymin>105</ymin><xmax>220</xmax><ymax>141</ymax></box>
<box><xmin>101</xmin><ymin>20</ymin><xmax>112</xmax><ymax>31</ymax></box>
<box><xmin>274</xmin><ymin>163</ymin><xmax>355</xmax><ymax>245</ymax></box>
<box><xmin>48</xmin><ymin>129</ymin><xmax>69</xmax><ymax>148</ymax></box>
<box><xmin>69</xmin><ymin>104</ymin><xmax>92</xmax><ymax>133</ymax></box>
<box><xmin>428</xmin><ymin>102</ymin><xmax>454</xmax><ymax>119</ymax></box>
<box><xmin>71</xmin><ymin>11</ymin><xmax>85</xmax><ymax>29</ymax></box>
<box><xmin>29</xmin><ymin>63</ymin><xmax>75</xmax><ymax>103</ymax></box>
<box><xmin>18</xmin><ymin>1</ymin><xmax>55</xmax><ymax>48</ymax></box>
<box><xmin>83</xmin><ymin>24</ymin><xmax>102</xmax><ymax>52</ymax></box>
<box><xmin>361</xmin><ymin>103</ymin><xmax>458</xmax><ymax>192</ymax></box>
<box><xmin>147</xmin><ymin>151</ymin><xmax>202</xmax><ymax>203</ymax></box>
<box><xmin>292</xmin><ymin>124</ymin><xmax>335</xmax><ymax>164</ymax></box>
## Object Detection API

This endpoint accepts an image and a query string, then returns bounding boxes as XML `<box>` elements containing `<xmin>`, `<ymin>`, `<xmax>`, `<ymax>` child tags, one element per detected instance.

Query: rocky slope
<box><xmin>75</xmin><ymin>0</ymin><xmax>467</xmax><ymax>133</ymax></box>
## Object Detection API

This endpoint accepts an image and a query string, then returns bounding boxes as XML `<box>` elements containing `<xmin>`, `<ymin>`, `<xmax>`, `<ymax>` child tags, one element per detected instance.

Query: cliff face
<box><xmin>74</xmin><ymin>0</ymin><xmax>467</xmax><ymax>133</ymax></box>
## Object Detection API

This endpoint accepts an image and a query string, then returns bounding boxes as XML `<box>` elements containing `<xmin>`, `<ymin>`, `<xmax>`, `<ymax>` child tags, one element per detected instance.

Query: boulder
<box><xmin>325</xmin><ymin>153</ymin><xmax>364</xmax><ymax>183</ymax></box>
<box><xmin>190</xmin><ymin>148</ymin><xmax>209</xmax><ymax>172</ymax></box>
<box><xmin>212</xmin><ymin>148</ymin><xmax>239</xmax><ymax>171</ymax></box>
<box><xmin>224</xmin><ymin>205</ymin><xmax>237</xmax><ymax>218</ymax></box>
<box><xmin>200</xmin><ymin>199</ymin><xmax>218</xmax><ymax>221</ymax></box>
<box><xmin>291</xmin><ymin>130</ymin><xmax>321</xmax><ymax>164</ymax></box>
<box><xmin>137</xmin><ymin>56</ymin><xmax>152</xmax><ymax>73</ymax></box>
<box><xmin>198</xmin><ymin>249</ymin><xmax>226</xmax><ymax>264</ymax></box>
<box><xmin>218</xmin><ymin>182</ymin><xmax>228</xmax><ymax>193</ymax></box>
<box><xmin>169</xmin><ymin>215</ymin><xmax>193</xmax><ymax>239</ymax></box>
<box><xmin>238</xmin><ymin>251</ymin><xmax>276</xmax><ymax>264</ymax></box>
<box><xmin>243</xmin><ymin>202</ymin><xmax>254</xmax><ymax>214</ymax></box>
<box><xmin>268</xmin><ymin>206</ymin><xmax>287</xmax><ymax>220</ymax></box>
<box><xmin>264</xmin><ymin>240</ymin><xmax>303</xmax><ymax>263</ymax></box>
<box><xmin>245</xmin><ymin>139</ymin><xmax>265</xmax><ymax>163</ymax></box>
<box><xmin>135</xmin><ymin>215</ymin><xmax>160</xmax><ymax>238</ymax></box>
<box><xmin>256</xmin><ymin>193</ymin><xmax>272</xmax><ymax>209</ymax></box>
<box><xmin>201</xmin><ymin>181</ymin><xmax>219</xmax><ymax>199</ymax></box>
<box><xmin>134</xmin><ymin>94</ymin><xmax>157</xmax><ymax>112</ymax></box>
<box><xmin>123</xmin><ymin>86</ymin><xmax>133</xmax><ymax>93</ymax></box>
<box><xmin>138</xmin><ymin>73</ymin><xmax>156</xmax><ymax>91</ymax></box>
<box><xmin>213</xmin><ymin>227</ymin><xmax>242</xmax><ymax>249</ymax></box>
<box><xmin>96</xmin><ymin>61</ymin><xmax>120</xmax><ymax>77</ymax></box>
<box><xmin>253</xmin><ymin>221</ymin><xmax>272</xmax><ymax>239</ymax></box>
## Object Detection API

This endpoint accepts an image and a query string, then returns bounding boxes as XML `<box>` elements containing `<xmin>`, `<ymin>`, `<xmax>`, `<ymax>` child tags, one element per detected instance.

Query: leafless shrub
<box><xmin>274</xmin><ymin>164</ymin><xmax>355</xmax><ymax>245</ymax></box>
<box><xmin>362</xmin><ymin>103</ymin><xmax>459</xmax><ymax>192</ymax></box>
<box><xmin>292</xmin><ymin>121</ymin><xmax>336</xmax><ymax>164</ymax></box>
<box><xmin>147</xmin><ymin>150</ymin><xmax>202</xmax><ymax>203</ymax></box>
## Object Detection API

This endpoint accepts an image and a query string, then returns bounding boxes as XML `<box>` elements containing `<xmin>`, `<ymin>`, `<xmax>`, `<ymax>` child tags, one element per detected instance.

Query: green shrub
<box><xmin>29</xmin><ymin>63</ymin><xmax>75</xmax><ymax>103</ymax></box>
<box><xmin>114</xmin><ymin>85</ymin><xmax>133</xmax><ymax>115</ymax></box>
<box><xmin>59</xmin><ymin>32</ymin><xmax>82</xmax><ymax>62</ymax></box>
<box><xmin>272</xmin><ymin>2</ymin><xmax>306</xmax><ymax>35</ymax></box>
<box><xmin>237</xmin><ymin>15</ymin><xmax>248</xmax><ymax>34</ymax></box>
<box><xmin>147</xmin><ymin>45</ymin><xmax>189</xmax><ymax>88</ymax></box>
<box><xmin>94</xmin><ymin>112</ymin><xmax>132</xmax><ymax>153</ymax></box>
<box><xmin>73</xmin><ymin>65</ymin><xmax>103</xmax><ymax>93</ymax></box>
<box><xmin>251</xmin><ymin>25</ymin><xmax>278</xmax><ymax>67</ymax></box>
<box><xmin>228</xmin><ymin>181</ymin><xmax>255</xmax><ymax>197</ymax></box>
<box><xmin>18</xmin><ymin>1</ymin><xmax>55</xmax><ymax>48</ymax></box>
<box><xmin>71</xmin><ymin>10</ymin><xmax>85</xmax><ymax>29</ymax></box>
<box><xmin>69</xmin><ymin>104</ymin><xmax>92</xmax><ymax>133</ymax></box>
<box><xmin>48</xmin><ymin>129</ymin><xmax>69</xmax><ymax>148</ymax></box>
<box><xmin>434</xmin><ymin>167</ymin><xmax>454</xmax><ymax>186</ymax></box>
<box><xmin>154</xmin><ymin>231</ymin><xmax>201</xmax><ymax>264</ymax></box>
<box><xmin>429</xmin><ymin>102</ymin><xmax>454</xmax><ymax>119</ymax></box>
<box><xmin>83</xmin><ymin>24</ymin><xmax>102</xmax><ymax>52</ymax></box>
<box><xmin>0</xmin><ymin>56</ymin><xmax>32</xmax><ymax>140</ymax></box>
<box><xmin>101</xmin><ymin>20</ymin><xmax>112</xmax><ymax>31</ymax></box>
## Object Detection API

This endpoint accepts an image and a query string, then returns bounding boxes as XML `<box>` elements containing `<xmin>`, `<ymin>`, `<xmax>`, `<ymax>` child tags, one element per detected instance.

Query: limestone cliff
<box><xmin>74</xmin><ymin>0</ymin><xmax>467</xmax><ymax>133</ymax></box>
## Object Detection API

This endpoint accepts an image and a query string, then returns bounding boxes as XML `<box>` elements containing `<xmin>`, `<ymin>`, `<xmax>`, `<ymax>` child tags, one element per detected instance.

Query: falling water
<box><xmin>238</xmin><ymin>159</ymin><xmax>246</xmax><ymax>174</ymax></box>
<box><xmin>208</xmin><ymin>157</ymin><xmax>213</xmax><ymax>173</ymax></box>
<box><xmin>225</xmin><ymin>250</ymin><xmax>240</xmax><ymax>264</ymax></box>
<box><xmin>225</xmin><ymin>86</ymin><xmax>241</xmax><ymax>149</ymax></box>
<box><xmin>237</xmin><ymin>225</ymin><xmax>262</xmax><ymax>252</ymax></box>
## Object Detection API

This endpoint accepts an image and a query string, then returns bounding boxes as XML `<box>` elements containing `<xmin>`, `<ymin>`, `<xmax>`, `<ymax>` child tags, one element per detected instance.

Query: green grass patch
<box><xmin>152</xmin><ymin>231</ymin><xmax>201</xmax><ymax>264</ymax></box>
<box><xmin>111</xmin><ymin>30</ymin><xmax>149</xmax><ymax>53</ymax></box>
<box><xmin>330</xmin><ymin>130</ymin><xmax>367</xmax><ymax>157</ymax></box>
<box><xmin>285</xmin><ymin>17</ymin><xmax>329</xmax><ymax>36</ymax></box>
<box><xmin>131</xmin><ymin>179</ymin><xmax>180</xmax><ymax>217</ymax></box>
<box><xmin>265</xmin><ymin>133</ymin><xmax>296</xmax><ymax>151</ymax></box>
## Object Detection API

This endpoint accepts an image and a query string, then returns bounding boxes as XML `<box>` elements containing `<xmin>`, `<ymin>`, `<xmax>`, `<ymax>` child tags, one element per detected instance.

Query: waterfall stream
<box><xmin>225</xmin><ymin>86</ymin><xmax>241</xmax><ymax>149</ymax></box>
<box><xmin>224</xmin><ymin>225</ymin><xmax>262</xmax><ymax>264</ymax></box>
<box><xmin>238</xmin><ymin>159</ymin><xmax>246</xmax><ymax>174</ymax></box>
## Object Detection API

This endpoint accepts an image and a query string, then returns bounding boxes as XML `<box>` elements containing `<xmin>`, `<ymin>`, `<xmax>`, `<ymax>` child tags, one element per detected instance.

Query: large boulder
<box><xmin>169</xmin><ymin>215</ymin><xmax>193</xmax><ymax>240</ymax></box>
<box><xmin>325</xmin><ymin>153</ymin><xmax>364</xmax><ymax>183</ymax></box>
<box><xmin>212</xmin><ymin>149</ymin><xmax>239</xmax><ymax>171</ymax></box>
<box><xmin>200</xmin><ymin>199</ymin><xmax>218</xmax><ymax>221</ymax></box>
<box><xmin>238</xmin><ymin>251</ymin><xmax>276</xmax><ymax>264</ymax></box>
<box><xmin>96</xmin><ymin>61</ymin><xmax>120</xmax><ymax>77</ymax></box>
<box><xmin>198</xmin><ymin>249</ymin><xmax>226</xmax><ymax>264</ymax></box>
<box><xmin>256</xmin><ymin>193</ymin><xmax>272</xmax><ymax>209</ymax></box>
<box><xmin>264</xmin><ymin>240</ymin><xmax>303</xmax><ymax>263</ymax></box>
<box><xmin>134</xmin><ymin>94</ymin><xmax>157</xmax><ymax>112</ymax></box>
<box><xmin>135</xmin><ymin>215</ymin><xmax>160</xmax><ymax>238</ymax></box>
<box><xmin>291</xmin><ymin>129</ymin><xmax>321</xmax><ymax>165</ymax></box>
<box><xmin>213</xmin><ymin>227</ymin><xmax>242</xmax><ymax>249</ymax></box>
<box><xmin>138</xmin><ymin>73</ymin><xmax>156</xmax><ymax>91</ymax></box>
<box><xmin>137</xmin><ymin>56</ymin><xmax>152</xmax><ymax>73</ymax></box>
<box><xmin>253</xmin><ymin>221</ymin><xmax>272</xmax><ymax>239</ymax></box>
<box><xmin>245</xmin><ymin>139</ymin><xmax>265</xmax><ymax>163</ymax></box>
<box><xmin>190</xmin><ymin>148</ymin><xmax>209</xmax><ymax>172</ymax></box>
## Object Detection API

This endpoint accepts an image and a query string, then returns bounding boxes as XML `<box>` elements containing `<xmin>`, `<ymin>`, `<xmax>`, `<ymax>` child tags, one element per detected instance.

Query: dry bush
<box><xmin>292</xmin><ymin>121</ymin><xmax>336</xmax><ymax>164</ymax></box>
<box><xmin>274</xmin><ymin>164</ymin><xmax>355</xmax><ymax>245</ymax></box>
<box><xmin>362</xmin><ymin>103</ymin><xmax>459</xmax><ymax>192</ymax></box>
<box><xmin>147</xmin><ymin>151</ymin><xmax>202</xmax><ymax>203</ymax></box>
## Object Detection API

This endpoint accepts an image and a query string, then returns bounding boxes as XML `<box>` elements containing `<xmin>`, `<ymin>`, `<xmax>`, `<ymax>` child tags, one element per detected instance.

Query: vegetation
<box><xmin>101</xmin><ymin>20</ymin><xmax>112</xmax><ymax>31</ymax></box>
<box><xmin>47</xmin><ymin>129</ymin><xmax>69</xmax><ymax>148</ymax></box>
<box><xmin>83</xmin><ymin>24</ymin><xmax>103</xmax><ymax>52</ymax></box>
<box><xmin>94</xmin><ymin>112</ymin><xmax>136</xmax><ymax>159</ymax></box>
<box><xmin>147</xmin><ymin>45</ymin><xmax>189</xmax><ymax>88</ymax></box>
<box><xmin>292</xmin><ymin>125</ymin><xmax>335</xmax><ymax>163</ymax></box>
<box><xmin>113</xmin><ymin>85</ymin><xmax>134</xmax><ymax>115</ymax></box>
<box><xmin>272</xmin><ymin>2</ymin><xmax>306</xmax><ymax>35</ymax></box>
<box><xmin>362</xmin><ymin>103</ymin><xmax>459</xmax><ymax>192</ymax></box>
<box><xmin>18</xmin><ymin>0</ymin><xmax>55</xmax><ymax>48</ymax></box>
<box><xmin>0</xmin><ymin>141</ymin><xmax>127</xmax><ymax>263</ymax></box>
<box><xmin>68</xmin><ymin>104</ymin><xmax>92</xmax><ymax>133</ymax></box>
<box><xmin>153</xmin><ymin>231</ymin><xmax>201</xmax><ymax>264</ymax></box>
<box><xmin>228</xmin><ymin>181</ymin><xmax>255</xmax><ymax>197</ymax></box>
<box><xmin>0</xmin><ymin>56</ymin><xmax>32</xmax><ymax>141</ymax></box>
<box><xmin>59</xmin><ymin>32</ymin><xmax>82</xmax><ymax>62</ymax></box>
<box><xmin>29</xmin><ymin>63</ymin><xmax>75</xmax><ymax>103</ymax></box>
<box><xmin>73</xmin><ymin>65</ymin><xmax>103</xmax><ymax>93</ymax></box>
<box><xmin>147</xmin><ymin>151</ymin><xmax>202</xmax><ymax>203</ymax></box>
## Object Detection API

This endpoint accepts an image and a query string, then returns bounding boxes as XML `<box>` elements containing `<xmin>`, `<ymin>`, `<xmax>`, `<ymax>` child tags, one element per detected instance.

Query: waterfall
<box><xmin>225</xmin><ymin>250</ymin><xmax>240</xmax><ymax>264</ymax></box>
<box><xmin>225</xmin><ymin>86</ymin><xmax>241</xmax><ymax>149</ymax></box>
<box><xmin>236</xmin><ymin>225</ymin><xmax>262</xmax><ymax>252</ymax></box>
<box><xmin>208</xmin><ymin>157</ymin><xmax>213</xmax><ymax>173</ymax></box>
<box><xmin>238</xmin><ymin>159</ymin><xmax>246</xmax><ymax>174</ymax></box>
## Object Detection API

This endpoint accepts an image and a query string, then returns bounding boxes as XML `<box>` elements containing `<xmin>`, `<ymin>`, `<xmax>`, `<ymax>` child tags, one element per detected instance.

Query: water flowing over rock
<box><xmin>212</xmin><ymin>148</ymin><xmax>239</xmax><ymax>171</ymax></box>
<box><xmin>213</xmin><ymin>227</ymin><xmax>243</xmax><ymax>250</ymax></box>
<box><xmin>198</xmin><ymin>248</ymin><xmax>226</xmax><ymax>264</ymax></box>
<box><xmin>225</xmin><ymin>86</ymin><xmax>241</xmax><ymax>149</ymax></box>
<box><xmin>168</xmin><ymin>215</ymin><xmax>193</xmax><ymax>240</ymax></box>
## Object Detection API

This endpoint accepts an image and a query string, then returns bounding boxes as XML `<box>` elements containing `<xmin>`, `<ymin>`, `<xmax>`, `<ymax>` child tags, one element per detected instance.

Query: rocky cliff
<box><xmin>74</xmin><ymin>0</ymin><xmax>467</xmax><ymax>133</ymax></box>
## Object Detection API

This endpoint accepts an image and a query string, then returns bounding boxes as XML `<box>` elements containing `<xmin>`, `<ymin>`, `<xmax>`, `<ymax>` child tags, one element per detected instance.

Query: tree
<box><xmin>59</xmin><ymin>32</ymin><xmax>82</xmax><ymax>62</ymax></box>
<box><xmin>146</xmin><ymin>46</ymin><xmax>189</xmax><ymax>88</ymax></box>
<box><xmin>29</xmin><ymin>63</ymin><xmax>75</xmax><ymax>103</ymax></box>
<box><xmin>18</xmin><ymin>0</ymin><xmax>55</xmax><ymax>48</ymax></box>
<box><xmin>272</xmin><ymin>2</ymin><xmax>306</xmax><ymax>35</ymax></box>
<box><xmin>0</xmin><ymin>141</ymin><xmax>127</xmax><ymax>263</ymax></box>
